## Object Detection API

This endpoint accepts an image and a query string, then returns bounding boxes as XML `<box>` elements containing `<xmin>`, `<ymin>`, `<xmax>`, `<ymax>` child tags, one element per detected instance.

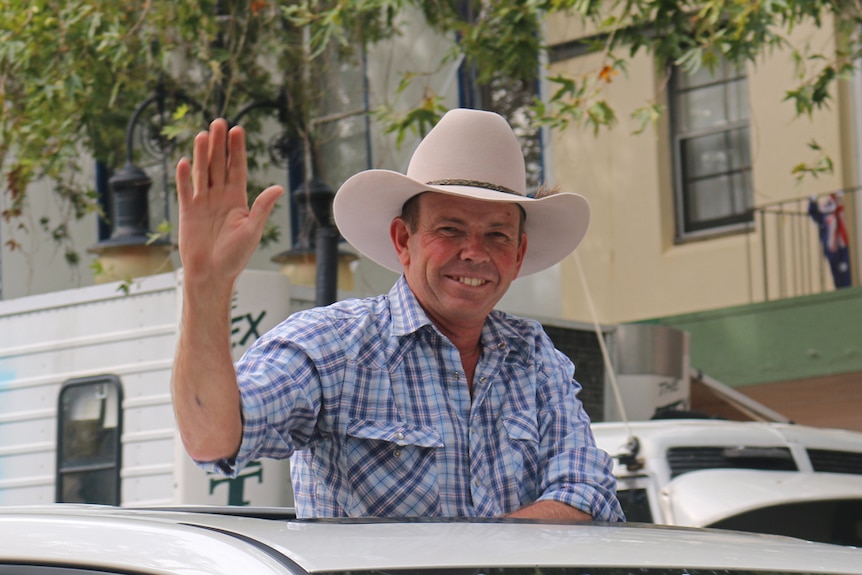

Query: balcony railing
<box><xmin>748</xmin><ymin>187</ymin><xmax>858</xmax><ymax>302</ymax></box>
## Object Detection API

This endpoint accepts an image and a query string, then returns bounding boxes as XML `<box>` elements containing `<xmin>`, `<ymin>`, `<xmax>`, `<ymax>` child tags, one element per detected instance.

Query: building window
<box><xmin>671</xmin><ymin>57</ymin><xmax>753</xmax><ymax>238</ymax></box>
<box><xmin>56</xmin><ymin>375</ymin><xmax>123</xmax><ymax>505</ymax></box>
<box><xmin>454</xmin><ymin>1</ymin><xmax>543</xmax><ymax>192</ymax></box>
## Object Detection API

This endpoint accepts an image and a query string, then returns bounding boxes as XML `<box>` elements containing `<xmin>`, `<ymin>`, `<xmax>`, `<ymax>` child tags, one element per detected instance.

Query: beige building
<box><xmin>543</xmin><ymin>13</ymin><xmax>862</xmax><ymax>429</ymax></box>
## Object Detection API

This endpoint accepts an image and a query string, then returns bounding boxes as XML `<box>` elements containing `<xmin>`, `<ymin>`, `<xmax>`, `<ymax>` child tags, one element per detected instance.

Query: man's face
<box><xmin>390</xmin><ymin>192</ymin><xmax>527</xmax><ymax>336</ymax></box>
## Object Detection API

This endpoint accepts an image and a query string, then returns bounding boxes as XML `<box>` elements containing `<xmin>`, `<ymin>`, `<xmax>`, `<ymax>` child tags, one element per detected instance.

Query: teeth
<box><xmin>459</xmin><ymin>277</ymin><xmax>485</xmax><ymax>287</ymax></box>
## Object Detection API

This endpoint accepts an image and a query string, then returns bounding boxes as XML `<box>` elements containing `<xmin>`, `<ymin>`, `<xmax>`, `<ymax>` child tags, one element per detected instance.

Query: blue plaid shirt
<box><xmin>210</xmin><ymin>276</ymin><xmax>623</xmax><ymax>520</ymax></box>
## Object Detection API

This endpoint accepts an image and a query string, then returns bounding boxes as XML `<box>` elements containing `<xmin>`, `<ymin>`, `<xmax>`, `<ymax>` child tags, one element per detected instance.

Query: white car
<box><xmin>2</xmin><ymin>504</ymin><xmax>862</xmax><ymax>575</ymax></box>
<box><xmin>593</xmin><ymin>418</ymin><xmax>862</xmax><ymax>546</ymax></box>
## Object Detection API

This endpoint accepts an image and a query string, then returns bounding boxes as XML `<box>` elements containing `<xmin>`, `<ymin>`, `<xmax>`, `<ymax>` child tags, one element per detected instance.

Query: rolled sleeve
<box><xmin>538</xmin><ymin>444</ymin><xmax>625</xmax><ymax>521</ymax></box>
<box><xmin>534</xmin><ymin>354</ymin><xmax>625</xmax><ymax>521</ymax></box>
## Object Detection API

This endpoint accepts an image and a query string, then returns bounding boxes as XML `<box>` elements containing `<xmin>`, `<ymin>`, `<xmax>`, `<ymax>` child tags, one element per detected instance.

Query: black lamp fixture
<box><xmin>90</xmin><ymin>60</ymin><xmax>352</xmax><ymax>301</ymax></box>
<box><xmin>88</xmin><ymin>88</ymin><xmax>179</xmax><ymax>280</ymax></box>
<box><xmin>91</xmin><ymin>161</ymin><xmax>168</xmax><ymax>250</ymax></box>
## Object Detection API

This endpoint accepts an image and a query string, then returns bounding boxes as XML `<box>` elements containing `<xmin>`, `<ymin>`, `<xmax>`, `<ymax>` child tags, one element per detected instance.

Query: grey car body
<box><xmin>1</xmin><ymin>505</ymin><xmax>862</xmax><ymax>575</ymax></box>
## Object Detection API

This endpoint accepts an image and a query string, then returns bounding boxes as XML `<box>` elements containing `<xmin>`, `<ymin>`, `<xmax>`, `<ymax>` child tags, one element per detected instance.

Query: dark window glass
<box><xmin>56</xmin><ymin>375</ymin><xmax>123</xmax><ymax>505</ymax></box>
<box><xmin>455</xmin><ymin>0</ymin><xmax>543</xmax><ymax>192</ymax></box>
<box><xmin>710</xmin><ymin>498</ymin><xmax>862</xmax><ymax>547</ymax></box>
<box><xmin>671</xmin><ymin>57</ymin><xmax>753</xmax><ymax>237</ymax></box>
<box><xmin>807</xmin><ymin>449</ymin><xmax>862</xmax><ymax>475</ymax></box>
<box><xmin>616</xmin><ymin>488</ymin><xmax>654</xmax><ymax>523</ymax></box>
<box><xmin>666</xmin><ymin>446</ymin><xmax>796</xmax><ymax>478</ymax></box>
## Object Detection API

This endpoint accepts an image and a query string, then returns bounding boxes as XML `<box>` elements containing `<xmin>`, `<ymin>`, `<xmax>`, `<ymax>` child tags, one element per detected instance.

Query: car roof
<box><xmin>2</xmin><ymin>505</ymin><xmax>862</xmax><ymax>574</ymax></box>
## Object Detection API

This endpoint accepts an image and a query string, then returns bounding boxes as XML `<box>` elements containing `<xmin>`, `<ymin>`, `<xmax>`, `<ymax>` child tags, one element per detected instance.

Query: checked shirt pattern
<box><xmin>204</xmin><ymin>276</ymin><xmax>623</xmax><ymax>520</ymax></box>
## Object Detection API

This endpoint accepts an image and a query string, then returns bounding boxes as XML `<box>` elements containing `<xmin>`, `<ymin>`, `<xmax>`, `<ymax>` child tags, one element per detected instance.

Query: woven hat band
<box><xmin>426</xmin><ymin>179</ymin><xmax>521</xmax><ymax>197</ymax></box>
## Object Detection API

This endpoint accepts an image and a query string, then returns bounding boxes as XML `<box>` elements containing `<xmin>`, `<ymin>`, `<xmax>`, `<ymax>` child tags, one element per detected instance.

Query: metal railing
<box><xmin>748</xmin><ymin>187</ymin><xmax>858</xmax><ymax>302</ymax></box>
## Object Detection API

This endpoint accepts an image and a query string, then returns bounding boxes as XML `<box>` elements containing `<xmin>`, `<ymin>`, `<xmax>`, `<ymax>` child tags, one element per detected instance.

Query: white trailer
<box><xmin>0</xmin><ymin>269</ymin><xmax>304</xmax><ymax>507</ymax></box>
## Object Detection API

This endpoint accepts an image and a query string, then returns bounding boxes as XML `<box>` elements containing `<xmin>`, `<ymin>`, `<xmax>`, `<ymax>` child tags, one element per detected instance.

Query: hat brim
<box><xmin>333</xmin><ymin>169</ymin><xmax>590</xmax><ymax>277</ymax></box>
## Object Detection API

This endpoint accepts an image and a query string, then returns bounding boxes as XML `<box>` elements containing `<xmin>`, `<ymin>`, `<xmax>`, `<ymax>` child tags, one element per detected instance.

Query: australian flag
<box><xmin>808</xmin><ymin>193</ymin><xmax>852</xmax><ymax>288</ymax></box>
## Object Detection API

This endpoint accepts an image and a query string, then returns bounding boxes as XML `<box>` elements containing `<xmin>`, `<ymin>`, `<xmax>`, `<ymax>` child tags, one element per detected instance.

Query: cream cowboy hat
<box><xmin>332</xmin><ymin>108</ymin><xmax>590</xmax><ymax>277</ymax></box>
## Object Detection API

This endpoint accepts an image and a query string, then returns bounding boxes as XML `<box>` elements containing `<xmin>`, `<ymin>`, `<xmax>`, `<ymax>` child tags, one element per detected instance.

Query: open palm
<box><xmin>176</xmin><ymin>119</ymin><xmax>283</xmax><ymax>284</ymax></box>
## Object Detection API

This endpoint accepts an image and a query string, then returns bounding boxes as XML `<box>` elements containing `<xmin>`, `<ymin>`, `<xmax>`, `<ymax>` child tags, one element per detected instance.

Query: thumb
<box><xmin>249</xmin><ymin>185</ymin><xmax>284</xmax><ymax>231</ymax></box>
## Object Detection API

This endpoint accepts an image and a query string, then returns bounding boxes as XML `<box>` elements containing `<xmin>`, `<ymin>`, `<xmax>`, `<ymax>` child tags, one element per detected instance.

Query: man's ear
<box><xmin>390</xmin><ymin>217</ymin><xmax>411</xmax><ymax>267</ymax></box>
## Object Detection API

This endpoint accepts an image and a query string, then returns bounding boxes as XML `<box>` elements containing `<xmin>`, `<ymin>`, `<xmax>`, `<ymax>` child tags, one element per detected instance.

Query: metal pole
<box><xmin>760</xmin><ymin>208</ymin><xmax>769</xmax><ymax>301</ymax></box>
<box><xmin>777</xmin><ymin>207</ymin><xmax>786</xmax><ymax>298</ymax></box>
<box><xmin>745</xmin><ymin>213</ymin><xmax>753</xmax><ymax>303</ymax></box>
<box><xmin>851</xmin><ymin>64</ymin><xmax>862</xmax><ymax>286</ymax></box>
<box><xmin>315</xmin><ymin>224</ymin><xmax>338</xmax><ymax>306</ymax></box>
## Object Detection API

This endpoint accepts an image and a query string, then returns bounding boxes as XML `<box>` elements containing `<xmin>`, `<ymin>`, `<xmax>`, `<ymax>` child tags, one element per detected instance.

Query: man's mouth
<box><xmin>456</xmin><ymin>276</ymin><xmax>487</xmax><ymax>287</ymax></box>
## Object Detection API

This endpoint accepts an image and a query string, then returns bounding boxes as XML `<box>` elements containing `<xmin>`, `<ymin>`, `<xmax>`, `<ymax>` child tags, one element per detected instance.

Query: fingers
<box><xmin>191</xmin><ymin>129</ymin><xmax>210</xmax><ymax>202</ymax></box>
<box><xmin>227</xmin><ymin>124</ymin><xmax>247</xmax><ymax>190</ymax></box>
<box><xmin>182</xmin><ymin>118</ymin><xmax>233</xmax><ymax>202</ymax></box>
<box><xmin>176</xmin><ymin>157</ymin><xmax>192</xmax><ymax>208</ymax></box>
<box><xmin>178</xmin><ymin>119</ymin><xmax>277</xmax><ymax>226</ymax></box>
<box><xmin>207</xmin><ymin>118</ymin><xmax>229</xmax><ymax>188</ymax></box>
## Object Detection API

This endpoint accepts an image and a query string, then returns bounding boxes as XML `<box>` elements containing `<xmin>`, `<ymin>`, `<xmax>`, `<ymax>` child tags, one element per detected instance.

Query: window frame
<box><xmin>55</xmin><ymin>374</ymin><xmax>124</xmax><ymax>505</ymax></box>
<box><xmin>669</xmin><ymin>58</ymin><xmax>754</xmax><ymax>241</ymax></box>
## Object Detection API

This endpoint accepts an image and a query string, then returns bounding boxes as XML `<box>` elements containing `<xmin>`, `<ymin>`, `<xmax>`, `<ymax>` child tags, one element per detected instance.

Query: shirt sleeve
<box><xmin>195</xmin><ymin>313</ymin><xmax>331</xmax><ymax>477</ymax></box>
<box><xmin>533</xmin><ymin>344</ymin><xmax>626</xmax><ymax>522</ymax></box>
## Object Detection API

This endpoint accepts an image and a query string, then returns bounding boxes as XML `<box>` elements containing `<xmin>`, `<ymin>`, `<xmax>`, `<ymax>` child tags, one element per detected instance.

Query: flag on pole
<box><xmin>808</xmin><ymin>193</ymin><xmax>852</xmax><ymax>288</ymax></box>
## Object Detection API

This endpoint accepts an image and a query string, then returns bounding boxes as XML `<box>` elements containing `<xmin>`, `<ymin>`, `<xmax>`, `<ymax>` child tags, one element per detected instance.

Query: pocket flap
<box><xmin>347</xmin><ymin>419</ymin><xmax>444</xmax><ymax>447</ymax></box>
<box><xmin>503</xmin><ymin>413</ymin><xmax>539</xmax><ymax>442</ymax></box>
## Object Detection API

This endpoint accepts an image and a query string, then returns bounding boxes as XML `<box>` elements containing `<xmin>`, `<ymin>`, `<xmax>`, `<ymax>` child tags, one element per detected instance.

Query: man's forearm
<box><xmin>171</xmin><ymin>280</ymin><xmax>244</xmax><ymax>462</ymax></box>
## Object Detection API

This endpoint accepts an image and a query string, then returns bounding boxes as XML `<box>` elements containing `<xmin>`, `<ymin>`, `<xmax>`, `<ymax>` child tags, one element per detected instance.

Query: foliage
<box><xmin>535</xmin><ymin>0</ymin><xmax>860</xmax><ymax>133</ymax></box>
<box><xmin>1</xmin><ymin>0</ymin><xmax>858</xmax><ymax>270</ymax></box>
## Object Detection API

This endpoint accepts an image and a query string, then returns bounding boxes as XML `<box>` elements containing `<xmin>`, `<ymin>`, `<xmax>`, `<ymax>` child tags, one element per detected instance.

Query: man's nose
<box><xmin>460</xmin><ymin>233</ymin><xmax>491</xmax><ymax>262</ymax></box>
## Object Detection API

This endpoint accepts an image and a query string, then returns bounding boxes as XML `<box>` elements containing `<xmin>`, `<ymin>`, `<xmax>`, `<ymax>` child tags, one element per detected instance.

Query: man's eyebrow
<box><xmin>434</xmin><ymin>213</ymin><xmax>516</xmax><ymax>226</ymax></box>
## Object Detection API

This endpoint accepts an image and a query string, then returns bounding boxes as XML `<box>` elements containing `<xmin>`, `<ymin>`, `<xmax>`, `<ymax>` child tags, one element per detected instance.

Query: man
<box><xmin>172</xmin><ymin>108</ymin><xmax>623</xmax><ymax>520</ymax></box>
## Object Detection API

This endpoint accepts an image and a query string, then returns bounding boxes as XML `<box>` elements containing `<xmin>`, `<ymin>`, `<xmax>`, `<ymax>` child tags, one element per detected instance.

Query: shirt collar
<box><xmin>389</xmin><ymin>276</ymin><xmax>433</xmax><ymax>336</ymax></box>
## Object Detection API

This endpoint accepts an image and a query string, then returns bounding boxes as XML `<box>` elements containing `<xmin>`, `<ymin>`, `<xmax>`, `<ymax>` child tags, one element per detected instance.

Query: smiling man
<box><xmin>171</xmin><ymin>108</ymin><xmax>624</xmax><ymax>521</ymax></box>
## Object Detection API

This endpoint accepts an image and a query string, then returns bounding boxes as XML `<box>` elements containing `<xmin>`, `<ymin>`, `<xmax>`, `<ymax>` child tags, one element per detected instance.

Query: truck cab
<box><xmin>593</xmin><ymin>418</ymin><xmax>862</xmax><ymax>546</ymax></box>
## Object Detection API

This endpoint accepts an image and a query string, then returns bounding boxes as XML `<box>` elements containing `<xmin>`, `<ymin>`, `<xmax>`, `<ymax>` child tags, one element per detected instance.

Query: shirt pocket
<box><xmin>343</xmin><ymin>420</ymin><xmax>444</xmax><ymax>516</ymax></box>
<box><xmin>500</xmin><ymin>412</ymin><xmax>540</xmax><ymax>501</ymax></box>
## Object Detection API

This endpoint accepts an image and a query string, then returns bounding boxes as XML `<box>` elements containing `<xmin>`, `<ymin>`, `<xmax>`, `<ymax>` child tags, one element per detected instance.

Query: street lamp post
<box><xmin>87</xmin><ymin>88</ymin><xmax>186</xmax><ymax>283</ymax></box>
<box><xmin>270</xmin><ymin>177</ymin><xmax>357</xmax><ymax>307</ymax></box>
<box><xmin>92</xmin><ymin>80</ymin><xmax>351</xmax><ymax>304</ymax></box>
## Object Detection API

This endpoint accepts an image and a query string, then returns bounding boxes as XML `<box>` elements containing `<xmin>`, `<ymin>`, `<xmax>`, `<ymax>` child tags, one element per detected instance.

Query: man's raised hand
<box><xmin>176</xmin><ymin>118</ymin><xmax>284</xmax><ymax>285</ymax></box>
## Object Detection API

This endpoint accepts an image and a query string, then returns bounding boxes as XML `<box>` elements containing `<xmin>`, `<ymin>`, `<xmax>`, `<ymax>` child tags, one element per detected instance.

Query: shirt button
<box><xmin>396</xmin><ymin>432</ymin><xmax>405</xmax><ymax>440</ymax></box>
<box><xmin>474</xmin><ymin>479</ymin><xmax>481</xmax><ymax>487</ymax></box>
<box><xmin>497</xmin><ymin>343</ymin><xmax>506</xmax><ymax>350</ymax></box>
<box><xmin>453</xmin><ymin>371</ymin><xmax>460</xmax><ymax>379</ymax></box>
<box><xmin>479</xmin><ymin>377</ymin><xmax>487</xmax><ymax>383</ymax></box>
<box><xmin>394</xmin><ymin>450</ymin><xmax>402</xmax><ymax>458</ymax></box>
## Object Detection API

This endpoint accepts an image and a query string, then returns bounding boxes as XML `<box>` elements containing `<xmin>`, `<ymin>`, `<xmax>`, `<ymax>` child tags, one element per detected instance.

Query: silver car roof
<box><xmin>2</xmin><ymin>505</ymin><xmax>862</xmax><ymax>574</ymax></box>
